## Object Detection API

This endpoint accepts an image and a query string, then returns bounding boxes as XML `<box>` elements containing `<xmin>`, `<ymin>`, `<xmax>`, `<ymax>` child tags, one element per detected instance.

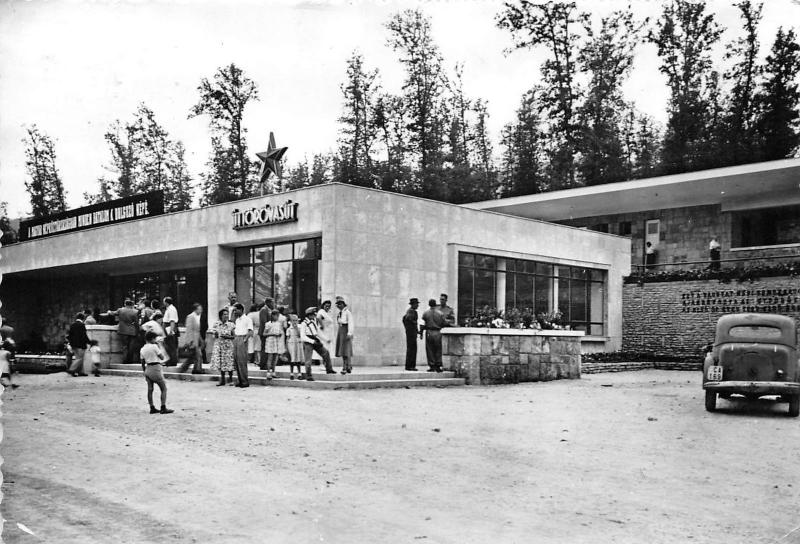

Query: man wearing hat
<box><xmin>300</xmin><ymin>306</ymin><xmax>334</xmax><ymax>380</ymax></box>
<box><xmin>421</xmin><ymin>299</ymin><xmax>448</xmax><ymax>372</ymax></box>
<box><xmin>402</xmin><ymin>298</ymin><xmax>422</xmax><ymax>371</ymax></box>
<box><xmin>437</xmin><ymin>293</ymin><xmax>456</xmax><ymax>328</ymax></box>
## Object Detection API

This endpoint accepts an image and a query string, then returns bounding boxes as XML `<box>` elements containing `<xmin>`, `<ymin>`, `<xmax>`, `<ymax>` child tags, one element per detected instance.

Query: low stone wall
<box><xmin>581</xmin><ymin>361</ymin><xmax>702</xmax><ymax>374</ymax></box>
<box><xmin>14</xmin><ymin>354</ymin><xmax>67</xmax><ymax>374</ymax></box>
<box><xmin>442</xmin><ymin>328</ymin><xmax>583</xmax><ymax>385</ymax></box>
<box><xmin>86</xmin><ymin>325</ymin><xmax>187</xmax><ymax>366</ymax></box>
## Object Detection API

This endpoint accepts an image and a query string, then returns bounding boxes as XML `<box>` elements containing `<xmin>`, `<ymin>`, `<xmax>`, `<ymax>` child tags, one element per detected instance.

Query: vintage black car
<box><xmin>703</xmin><ymin>313</ymin><xmax>800</xmax><ymax>417</ymax></box>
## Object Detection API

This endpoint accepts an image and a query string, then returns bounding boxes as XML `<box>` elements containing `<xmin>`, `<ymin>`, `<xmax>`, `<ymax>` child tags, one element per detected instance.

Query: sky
<box><xmin>1</xmin><ymin>0</ymin><xmax>798</xmax><ymax>217</ymax></box>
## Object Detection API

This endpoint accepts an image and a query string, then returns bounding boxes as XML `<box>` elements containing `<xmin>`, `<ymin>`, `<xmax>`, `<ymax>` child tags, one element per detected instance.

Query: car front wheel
<box><xmin>789</xmin><ymin>395</ymin><xmax>799</xmax><ymax>418</ymax></box>
<box><xmin>705</xmin><ymin>390</ymin><xmax>717</xmax><ymax>412</ymax></box>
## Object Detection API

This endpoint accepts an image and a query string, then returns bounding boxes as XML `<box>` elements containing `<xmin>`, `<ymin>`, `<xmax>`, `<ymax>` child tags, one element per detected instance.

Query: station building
<box><xmin>468</xmin><ymin>159</ymin><xmax>800</xmax><ymax>270</ymax></box>
<box><xmin>0</xmin><ymin>183</ymin><xmax>630</xmax><ymax>364</ymax></box>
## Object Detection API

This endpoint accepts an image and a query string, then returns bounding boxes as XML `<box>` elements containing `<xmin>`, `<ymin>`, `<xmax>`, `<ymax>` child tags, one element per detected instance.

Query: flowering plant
<box><xmin>460</xmin><ymin>307</ymin><xmax>568</xmax><ymax>330</ymax></box>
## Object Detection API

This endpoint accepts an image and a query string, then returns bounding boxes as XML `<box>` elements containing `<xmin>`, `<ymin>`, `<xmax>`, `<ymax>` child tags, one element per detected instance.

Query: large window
<box><xmin>731</xmin><ymin>205</ymin><xmax>800</xmax><ymax>248</ymax></box>
<box><xmin>457</xmin><ymin>252</ymin><xmax>606</xmax><ymax>335</ymax></box>
<box><xmin>234</xmin><ymin>237</ymin><xmax>321</xmax><ymax>313</ymax></box>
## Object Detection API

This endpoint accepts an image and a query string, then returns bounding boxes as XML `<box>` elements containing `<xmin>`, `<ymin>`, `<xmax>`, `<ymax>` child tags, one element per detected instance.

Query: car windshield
<box><xmin>727</xmin><ymin>325</ymin><xmax>784</xmax><ymax>340</ymax></box>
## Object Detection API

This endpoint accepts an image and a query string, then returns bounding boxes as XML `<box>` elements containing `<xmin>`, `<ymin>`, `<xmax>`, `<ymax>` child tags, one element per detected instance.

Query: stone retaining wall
<box><xmin>442</xmin><ymin>328</ymin><xmax>583</xmax><ymax>385</ymax></box>
<box><xmin>623</xmin><ymin>276</ymin><xmax>800</xmax><ymax>356</ymax></box>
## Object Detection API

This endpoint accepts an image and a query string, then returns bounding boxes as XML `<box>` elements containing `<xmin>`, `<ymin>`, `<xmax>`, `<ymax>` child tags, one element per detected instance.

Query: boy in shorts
<box><xmin>140</xmin><ymin>331</ymin><xmax>174</xmax><ymax>414</ymax></box>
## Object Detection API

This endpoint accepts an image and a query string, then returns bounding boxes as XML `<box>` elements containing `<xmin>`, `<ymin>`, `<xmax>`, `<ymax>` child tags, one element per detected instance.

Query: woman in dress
<box><xmin>262</xmin><ymin>309</ymin><xmax>285</xmax><ymax>380</ymax></box>
<box><xmin>285</xmin><ymin>313</ymin><xmax>304</xmax><ymax>380</ymax></box>
<box><xmin>312</xmin><ymin>300</ymin><xmax>333</xmax><ymax>366</ymax></box>
<box><xmin>210</xmin><ymin>308</ymin><xmax>235</xmax><ymax>386</ymax></box>
<box><xmin>334</xmin><ymin>296</ymin><xmax>354</xmax><ymax>374</ymax></box>
<box><xmin>246</xmin><ymin>304</ymin><xmax>262</xmax><ymax>369</ymax></box>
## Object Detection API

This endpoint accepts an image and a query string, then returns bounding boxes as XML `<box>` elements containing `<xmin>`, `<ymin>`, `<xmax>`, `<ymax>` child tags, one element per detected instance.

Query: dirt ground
<box><xmin>1</xmin><ymin>370</ymin><xmax>799</xmax><ymax>544</ymax></box>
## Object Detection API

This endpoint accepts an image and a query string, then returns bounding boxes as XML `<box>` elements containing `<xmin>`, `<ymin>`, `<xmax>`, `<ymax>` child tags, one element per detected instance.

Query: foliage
<box><xmin>460</xmin><ymin>306</ymin><xmax>567</xmax><ymax>330</ymax></box>
<box><xmin>87</xmin><ymin>104</ymin><xmax>193</xmax><ymax>211</ymax></box>
<box><xmin>753</xmin><ymin>27</ymin><xmax>800</xmax><ymax>161</ymax></box>
<box><xmin>576</xmin><ymin>10</ymin><xmax>646</xmax><ymax>186</ymax></box>
<box><xmin>0</xmin><ymin>201</ymin><xmax>19</xmax><ymax>244</ymax></box>
<box><xmin>22</xmin><ymin>125</ymin><xmax>67</xmax><ymax>218</ymax></box>
<box><xmin>624</xmin><ymin>261</ymin><xmax>800</xmax><ymax>284</ymax></box>
<box><xmin>498</xmin><ymin>1</ymin><xmax>588</xmax><ymax>190</ymax></box>
<box><xmin>190</xmin><ymin>63</ymin><xmax>260</xmax><ymax>205</ymax></box>
<box><xmin>650</xmin><ymin>0</ymin><xmax>723</xmax><ymax>175</ymax></box>
<box><xmin>336</xmin><ymin>52</ymin><xmax>381</xmax><ymax>188</ymax></box>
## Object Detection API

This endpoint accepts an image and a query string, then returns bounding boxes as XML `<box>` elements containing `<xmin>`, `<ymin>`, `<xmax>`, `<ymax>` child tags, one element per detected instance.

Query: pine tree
<box><xmin>754</xmin><ymin>27</ymin><xmax>800</xmax><ymax>161</ymax></box>
<box><xmin>337</xmin><ymin>52</ymin><xmax>381</xmax><ymax>188</ymax></box>
<box><xmin>190</xmin><ymin>63</ymin><xmax>259</xmax><ymax>205</ymax></box>
<box><xmin>650</xmin><ymin>0</ymin><xmax>722</xmax><ymax>174</ymax></box>
<box><xmin>576</xmin><ymin>10</ymin><xmax>644</xmax><ymax>186</ymax></box>
<box><xmin>89</xmin><ymin>104</ymin><xmax>193</xmax><ymax>211</ymax></box>
<box><xmin>718</xmin><ymin>1</ymin><xmax>763</xmax><ymax>166</ymax></box>
<box><xmin>500</xmin><ymin>89</ymin><xmax>545</xmax><ymax>197</ymax></box>
<box><xmin>283</xmin><ymin>160</ymin><xmax>311</xmax><ymax>190</ymax></box>
<box><xmin>498</xmin><ymin>1</ymin><xmax>588</xmax><ymax>189</ymax></box>
<box><xmin>385</xmin><ymin>9</ymin><xmax>450</xmax><ymax>199</ymax></box>
<box><xmin>23</xmin><ymin>125</ymin><xmax>67</xmax><ymax>217</ymax></box>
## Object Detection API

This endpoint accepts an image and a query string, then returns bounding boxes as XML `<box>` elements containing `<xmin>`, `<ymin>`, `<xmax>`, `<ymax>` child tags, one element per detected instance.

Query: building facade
<box><xmin>0</xmin><ymin>184</ymin><xmax>630</xmax><ymax>363</ymax></box>
<box><xmin>468</xmin><ymin>159</ymin><xmax>800</xmax><ymax>270</ymax></box>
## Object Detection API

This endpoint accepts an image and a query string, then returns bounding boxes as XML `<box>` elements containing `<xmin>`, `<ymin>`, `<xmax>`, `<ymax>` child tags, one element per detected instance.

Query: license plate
<box><xmin>707</xmin><ymin>365</ymin><xmax>723</xmax><ymax>381</ymax></box>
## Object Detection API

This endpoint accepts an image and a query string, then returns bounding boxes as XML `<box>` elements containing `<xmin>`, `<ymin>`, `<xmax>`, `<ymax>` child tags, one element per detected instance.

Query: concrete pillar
<box><xmin>207</xmin><ymin>244</ymin><xmax>235</xmax><ymax>317</ymax></box>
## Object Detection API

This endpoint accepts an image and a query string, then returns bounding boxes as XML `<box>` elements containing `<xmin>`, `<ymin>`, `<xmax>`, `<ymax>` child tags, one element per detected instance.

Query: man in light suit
<box><xmin>178</xmin><ymin>303</ymin><xmax>205</xmax><ymax>374</ymax></box>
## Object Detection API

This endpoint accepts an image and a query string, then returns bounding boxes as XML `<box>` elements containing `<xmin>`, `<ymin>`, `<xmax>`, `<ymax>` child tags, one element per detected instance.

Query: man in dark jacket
<box><xmin>402</xmin><ymin>298</ymin><xmax>422</xmax><ymax>371</ymax></box>
<box><xmin>108</xmin><ymin>299</ymin><xmax>140</xmax><ymax>364</ymax></box>
<box><xmin>67</xmin><ymin>313</ymin><xmax>91</xmax><ymax>377</ymax></box>
<box><xmin>422</xmin><ymin>299</ymin><xmax>449</xmax><ymax>373</ymax></box>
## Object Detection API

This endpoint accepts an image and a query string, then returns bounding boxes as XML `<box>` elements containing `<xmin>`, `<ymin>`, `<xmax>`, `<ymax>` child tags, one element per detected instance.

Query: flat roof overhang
<box><xmin>466</xmin><ymin>159</ymin><xmax>800</xmax><ymax>221</ymax></box>
<box><xmin>2</xmin><ymin>247</ymin><xmax>207</xmax><ymax>281</ymax></box>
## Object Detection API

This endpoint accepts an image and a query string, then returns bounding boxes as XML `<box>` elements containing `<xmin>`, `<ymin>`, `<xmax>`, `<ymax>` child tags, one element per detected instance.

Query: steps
<box><xmin>99</xmin><ymin>364</ymin><xmax>466</xmax><ymax>390</ymax></box>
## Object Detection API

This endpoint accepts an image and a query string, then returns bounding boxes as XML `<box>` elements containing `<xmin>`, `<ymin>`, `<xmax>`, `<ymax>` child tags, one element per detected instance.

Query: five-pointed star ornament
<box><xmin>256</xmin><ymin>132</ymin><xmax>288</xmax><ymax>186</ymax></box>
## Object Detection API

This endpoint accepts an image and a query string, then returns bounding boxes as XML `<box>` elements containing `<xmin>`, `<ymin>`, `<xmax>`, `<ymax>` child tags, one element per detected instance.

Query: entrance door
<box><xmin>294</xmin><ymin>260</ymin><xmax>319</xmax><ymax>314</ymax></box>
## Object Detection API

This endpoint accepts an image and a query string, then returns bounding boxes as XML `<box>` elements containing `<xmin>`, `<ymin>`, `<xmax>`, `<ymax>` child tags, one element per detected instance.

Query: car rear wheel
<box><xmin>789</xmin><ymin>395</ymin><xmax>799</xmax><ymax>418</ymax></box>
<box><xmin>705</xmin><ymin>390</ymin><xmax>717</xmax><ymax>412</ymax></box>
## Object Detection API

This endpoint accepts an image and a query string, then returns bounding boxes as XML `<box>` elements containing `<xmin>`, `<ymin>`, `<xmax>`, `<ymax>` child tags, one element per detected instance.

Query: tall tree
<box><xmin>386</xmin><ymin>9</ymin><xmax>450</xmax><ymax>199</ymax></box>
<box><xmin>754</xmin><ymin>27</ymin><xmax>800</xmax><ymax>161</ymax></box>
<box><xmin>498</xmin><ymin>1</ymin><xmax>588</xmax><ymax>189</ymax></box>
<box><xmin>718</xmin><ymin>1</ymin><xmax>763</xmax><ymax>165</ymax></box>
<box><xmin>283</xmin><ymin>159</ymin><xmax>311</xmax><ymax>190</ymax></box>
<box><xmin>190</xmin><ymin>63</ymin><xmax>259</xmax><ymax>205</ymax></box>
<box><xmin>500</xmin><ymin>89</ymin><xmax>545</xmax><ymax>197</ymax></box>
<box><xmin>89</xmin><ymin>104</ymin><xmax>193</xmax><ymax>211</ymax></box>
<box><xmin>576</xmin><ymin>10</ymin><xmax>644</xmax><ymax>185</ymax></box>
<box><xmin>650</xmin><ymin>0</ymin><xmax>722</xmax><ymax>174</ymax></box>
<box><xmin>373</xmin><ymin>93</ymin><xmax>413</xmax><ymax>193</ymax></box>
<box><xmin>337</xmin><ymin>52</ymin><xmax>381</xmax><ymax>188</ymax></box>
<box><xmin>23</xmin><ymin>125</ymin><xmax>67</xmax><ymax>217</ymax></box>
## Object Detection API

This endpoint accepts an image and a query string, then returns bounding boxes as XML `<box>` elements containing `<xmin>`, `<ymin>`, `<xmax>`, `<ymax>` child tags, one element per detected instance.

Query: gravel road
<box><xmin>1</xmin><ymin>370</ymin><xmax>798</xmax><ymax>543</ymax></box>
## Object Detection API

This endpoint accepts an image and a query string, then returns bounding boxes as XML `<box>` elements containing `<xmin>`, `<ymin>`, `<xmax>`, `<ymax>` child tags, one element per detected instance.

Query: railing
<box><xmin>627</xmin><ymin>253</ymin><xmax>800</xmax><ymax>285</ymax></box>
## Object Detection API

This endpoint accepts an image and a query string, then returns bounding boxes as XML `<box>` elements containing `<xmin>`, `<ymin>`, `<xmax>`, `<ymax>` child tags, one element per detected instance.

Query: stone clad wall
<box><xmin>442</xmin><ymin>329</ymin><xmax>582</xmax><ymax>385</ymax></box>
<box><xmin>623</xmin><ymin>276</ymin><xmax>800</xmax><ymax>356</ymax></box>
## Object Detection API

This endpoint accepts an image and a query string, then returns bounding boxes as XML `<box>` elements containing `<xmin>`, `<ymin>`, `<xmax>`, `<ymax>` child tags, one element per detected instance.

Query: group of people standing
<box><xmin>208</xmin><ymin>292</ymin><xmax>355</xmax><ymax>386</ymax></box>
<box><xmin>403</xmin><ymin>293</ymin><xmax>455</xmax><ymax>373</ymax></box>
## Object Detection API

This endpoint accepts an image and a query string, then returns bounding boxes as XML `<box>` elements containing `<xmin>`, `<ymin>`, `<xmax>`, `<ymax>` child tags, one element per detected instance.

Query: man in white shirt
<box><xmin>232</xmin><ymin>303</ymin><xmax>253</xmax><ymax>388</ymax></box>
<box><xmin>162</xmin><ymin>296</ymin><xmax>180</xmax><ymax>365</ymax></box>
<box><xmin>300</xmin><ymin>306</ymin><xmax>333</xmax><ymax>381</ymax></box>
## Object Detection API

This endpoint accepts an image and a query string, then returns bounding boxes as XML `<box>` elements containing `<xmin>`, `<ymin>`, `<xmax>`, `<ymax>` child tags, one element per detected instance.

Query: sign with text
<box><xmin>232</xmin><ymin>200</ymin><xmax>298</xmax><ymax>230</ymax></box>
<box><xmin>681</xmin><ymin>287</ymin><xmax>800</xmax><ymax>314</ymax></box>
<box><xmin>19</xmin><ymin>191</ymin><xmax>164</xmax><ymax>241</ymax></box>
